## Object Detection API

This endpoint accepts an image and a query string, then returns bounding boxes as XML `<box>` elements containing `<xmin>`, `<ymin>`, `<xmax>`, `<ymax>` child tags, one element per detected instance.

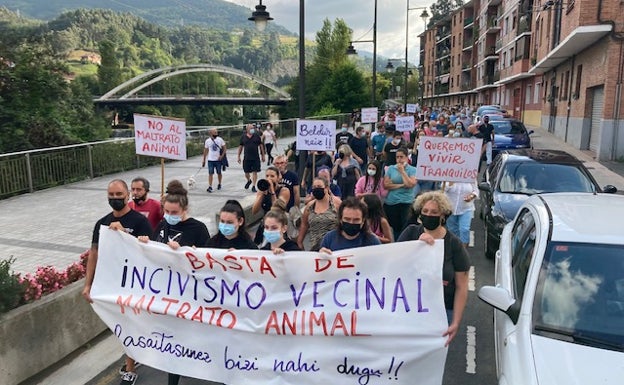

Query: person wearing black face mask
<box><xmin>397</xmin><ymin>191</ymin><xmax>470</xmax><ymax>348</ymax></box>
<box><xmin>128</xmin><ymin>176</ymin><xmax>163</xmax><ymax>231</ymax></box>
<box><xmin>319</xmin><ymin>197</ymin><xmax>380</xmax><ymax>253</ymax></box>
<box><xmin>297</xmin><ymin>177</ymin><xmax>342</xmax><ymax>251</ymax></box>
<box><xmin>82</xmin><ymin>179</ymin><xmax>152</xmax><ymax>385</ymax></box>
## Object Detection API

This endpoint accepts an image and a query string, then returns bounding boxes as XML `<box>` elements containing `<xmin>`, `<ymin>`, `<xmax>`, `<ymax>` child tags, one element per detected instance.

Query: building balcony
<box><xmin>461</xmin><ymin>81</ymin><xmax>473</xmax><ymax>91</ymax></box>
<box><xmin>464</xmin><ymin>17</ymin><xmax>474</xmax><ymax>28</ymax></box>
<box><xmin>486</xmin><ymin>17</ymin><xmax>501</xmax><ymax>34</ymax></box>
<box><xmin>435</xmin><ymin>84</ymin><xmax>450</xmax><ymax>95</ymax></box>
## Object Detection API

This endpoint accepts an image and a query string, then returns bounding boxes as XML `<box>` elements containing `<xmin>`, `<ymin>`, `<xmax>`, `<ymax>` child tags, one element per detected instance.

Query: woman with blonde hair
<box><xmin>332</xmin><ymin>144</ymin><xmax>361</xmax><ymax>198</ymax></box>
<box><xmin>397</xmin><ymin>191</ymin><xmax>470</xmax><ymax>347</ymax></box>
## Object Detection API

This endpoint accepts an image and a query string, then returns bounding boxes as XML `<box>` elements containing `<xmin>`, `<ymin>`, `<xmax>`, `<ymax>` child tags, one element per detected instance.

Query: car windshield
<box><xmin>498</xmin><ymin>162</ymin><xmax>595</xmax><ymax>194</ymax></box>
<box><xmin>532</xmin><ymin>242</ymin><xmax>624</xmax><ymax>351</ymax></box>
<box><xmin>491</xmin><ymin>120</ymin><xmax>525</xmax><ymax>135</ymax></box>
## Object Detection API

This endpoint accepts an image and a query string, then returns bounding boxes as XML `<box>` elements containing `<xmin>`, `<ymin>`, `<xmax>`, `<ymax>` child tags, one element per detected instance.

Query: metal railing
<box><xmin>0</xmin><ymin>114</ymin><xmax>350</xmax><ymax>199</ymax></box>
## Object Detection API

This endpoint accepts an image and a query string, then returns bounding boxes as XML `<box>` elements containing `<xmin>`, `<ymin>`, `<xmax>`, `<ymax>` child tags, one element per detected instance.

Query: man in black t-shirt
<box><xmin>82</xmin><ymin>179</ymin><xmax>152</xmax><ymax>385</ymax></box>
<box><xmin>238</xmin><ymin>124</ymin><xmax>266</xmax><ymax>192</ymax></box>
<box><xmin>383</xmin><ymin>131</ymin><xmax>405</xmax><ymax>166</ymax></box>
<box><xmin>350</xmin><ymin>126</ymin><xmax>371</xmax><ymax>173</ymax></box>
<box><xmin>335</xmin><ymin>123</ymin><xmax>354</xmax><ymax>151</ymax></box>
<box><xmin>478</xmin><ymin>115</ymin><xmax>496</xmax><ymax>166</ymax></box>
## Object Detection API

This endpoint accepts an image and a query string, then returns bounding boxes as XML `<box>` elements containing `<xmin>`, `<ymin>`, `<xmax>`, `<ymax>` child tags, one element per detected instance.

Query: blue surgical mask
<box><xmin>219</xmin><ymin>222</ymin><xmax>237</xmax><ymax>237</ymax></box>
<box><xmin>263</xmin><ymin>229</ymin><xmax>282</xmax><ymax>244</ymax></box>
<box><xmin>341</xmin><ymin>127</ymin><xmax>347</xmax><ymax>132</ymax></box>
<box><xmin>250</xmin><ymin>129</ymin><xmax>256</xmax><ymax>135</ymax></box>
<box><xmin>164</xmin><ymin>214</ymin><xmax>182</xmax><ymax>225</ymax></box>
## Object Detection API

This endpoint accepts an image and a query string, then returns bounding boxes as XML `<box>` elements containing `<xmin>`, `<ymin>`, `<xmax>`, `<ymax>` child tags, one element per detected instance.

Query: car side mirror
<box><xmin>602</xmin><ymin>185</ymin><xmax>618</xmax><ymax>194</ymax></box>
<box><xmin>478</xmin><ymin>181</ymin><xmax>491</xmax><ymax>192</ymax></box>
<box><xmin>478</xmin><ymin>286</ymin><xmax>520</xmax><ymax>323</ymax></box>
<box><xmin>527</xmin><ymin>130</ymin><xmax>534</xmax><ymax>135</ymax></box>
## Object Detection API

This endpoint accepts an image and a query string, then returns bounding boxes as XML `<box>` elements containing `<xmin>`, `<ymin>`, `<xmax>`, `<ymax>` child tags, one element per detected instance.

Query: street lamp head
<box><xmin>248</xmin><ymin>0</ymin><xmax>273</xmax><ymax>32</ymax></box>
<box><xmin>420</xmin><ymin>9</ymin><xmax>430</xmax><ymax>23</ymax></box>
<box><xmin>386</xmin><ymin>61</ymin><xmax>395</xmax><ymax>73</ymax></box>
<box><xmin>346</xmin><ymin>43</ymin><xmax>358</xmax><ymax>56</ymax></box>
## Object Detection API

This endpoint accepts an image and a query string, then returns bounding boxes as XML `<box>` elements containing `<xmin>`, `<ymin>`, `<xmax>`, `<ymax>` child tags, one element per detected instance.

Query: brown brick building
<box><xmin>419</xmin><ymin>0</ymin><xmax>624</xmax><ymax>160</ymax></box>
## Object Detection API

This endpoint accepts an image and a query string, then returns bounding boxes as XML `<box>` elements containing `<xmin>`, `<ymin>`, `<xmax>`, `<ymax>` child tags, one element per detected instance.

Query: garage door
<box><xmin>589</xmin><ymin>86</ymin><xmax>604</xmax><ymax>153</ymax></box>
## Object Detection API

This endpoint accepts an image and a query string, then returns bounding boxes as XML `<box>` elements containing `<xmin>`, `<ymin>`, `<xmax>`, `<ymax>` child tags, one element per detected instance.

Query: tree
<box><xmin>315</xmin><ymin>63</ymin><xmax>368</xmax><ymax>115</ymax></box>
<box><xmin>428</xmin><ymin>0</ymin><xmax>464</xmax><ymax>27</ymax></box>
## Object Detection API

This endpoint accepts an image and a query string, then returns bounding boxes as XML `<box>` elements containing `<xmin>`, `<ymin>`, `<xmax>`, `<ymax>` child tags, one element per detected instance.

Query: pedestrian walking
<box><xmin>238</xmin><ymin>124</ymin><xmax>265</xmax><ymax>193</ymax></box>
<box><xmin>201</xmin><ymin>128</ymin><xmax>226</xmax><ymax>192</ymax></box>
<box><xmin>443</xmin><ymin>181</ymin><xmax>478</xmax><ymax>248</ymax></box>
<box><xmin>262</xmin><ymin>123</ymin><xmax>278</xmax><ymax>165</ymax></box>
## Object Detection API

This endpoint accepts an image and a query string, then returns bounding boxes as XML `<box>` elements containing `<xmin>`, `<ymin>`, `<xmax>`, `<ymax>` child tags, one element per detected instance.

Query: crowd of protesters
<box><xmin>86</xmin><ymin>105</ymin><xmax>493</xmax><ymax>384</ymax></box>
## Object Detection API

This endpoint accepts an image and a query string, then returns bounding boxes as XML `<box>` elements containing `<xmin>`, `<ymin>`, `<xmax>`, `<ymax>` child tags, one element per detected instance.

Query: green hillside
<box><xmin>0</xmin><ymin>0</ymin><xmax>292</xmax><ymax>34</ymax></box>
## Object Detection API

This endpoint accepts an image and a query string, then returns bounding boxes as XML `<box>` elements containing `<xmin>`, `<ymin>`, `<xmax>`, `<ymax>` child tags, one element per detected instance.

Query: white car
<box><xmin>479</xmin><ymin>193</ymin><xmax>624</xmax><ymax>384</ymax></box>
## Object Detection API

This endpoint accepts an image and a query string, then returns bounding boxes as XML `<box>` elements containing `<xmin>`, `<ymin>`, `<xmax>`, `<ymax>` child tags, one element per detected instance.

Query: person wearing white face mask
<box><xmin>137</xmin><ymin>179</ymin><xmax>210</xmax><ymax>385</ymax></box>
<box><xmin>382</xmin><ymin>131</ymin><xmax>405</xmax><ymax>166</ymax></box>
<box><xmin>354</xmin><ymin>159</ymin><xmax>387</xmax><ymax>200</ymax></box>
<box><xmin>383</xmin><ymin>147</ymin><xmax>418</xmax><ymax>238</ymax></box>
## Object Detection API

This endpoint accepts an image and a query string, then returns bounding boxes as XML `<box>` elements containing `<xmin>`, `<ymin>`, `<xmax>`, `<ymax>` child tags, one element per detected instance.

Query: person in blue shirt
<box><xmin>319</xmin><ymin>197</ymin><xmax>381</xmax><ymax>253</ymax></box>
<box><xmin>383</xmin><ymin>147</ymin><xmax>418</xmax><ymax>238</ymax></box>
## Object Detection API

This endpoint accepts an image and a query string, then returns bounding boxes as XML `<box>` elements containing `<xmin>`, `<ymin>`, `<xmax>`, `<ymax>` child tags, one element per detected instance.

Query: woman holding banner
<box><xmin>397</xmin><ymin>191</ymin><xmax>470</xmax><ymax>346</ymax></box>
<box><xmin>137</xmin><ymin>180</ymin><xmax>210</xmax><ymax>385</ymax></box>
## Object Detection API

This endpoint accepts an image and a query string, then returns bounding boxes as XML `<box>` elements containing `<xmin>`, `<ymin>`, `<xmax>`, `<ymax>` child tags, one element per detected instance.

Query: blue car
<box><xmin>488</xmin><ymin>118</ymin><xmax>533</xmax><ymax>159</ymax></box>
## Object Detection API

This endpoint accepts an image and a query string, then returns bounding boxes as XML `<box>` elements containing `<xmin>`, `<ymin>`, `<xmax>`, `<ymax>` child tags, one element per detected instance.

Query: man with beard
<box><xmin>128</xmin><ymin>177</ymin><xmax>163</xmax><ymax>230</ymax></box>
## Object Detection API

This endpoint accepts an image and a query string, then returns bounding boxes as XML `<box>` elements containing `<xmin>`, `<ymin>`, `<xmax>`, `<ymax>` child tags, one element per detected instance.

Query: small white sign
<box><xmin>416</xmin><ymin>137</ymin><xmax>483</xmax><ymax>182</ymax></box>
<box><xmin>406</xmin><ymin>104</ymin><xmax>417</xmax><ymax>113</ymax></box>
<box><xmin>396</xmin><ymin>115</ymin><xmax>415</xmax><ymax>132</ymax></box>
<box><xmin>133</xmin><ymin>114</ymin><xmax>186</xmax><ymax>160</ymax></box>
<box><xmin>361</xmin><ymin>107</ymin><xmax>379</xmax><ymax>123</ymax></box>
<box><xmin>296</xmin><ymin>120</ymin><xmax>336</xmax><ymax>151</ymax></box>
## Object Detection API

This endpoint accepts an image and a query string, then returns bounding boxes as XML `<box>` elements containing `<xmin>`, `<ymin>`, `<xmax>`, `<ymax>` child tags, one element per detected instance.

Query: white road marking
<box><xmin>469</xmin><ymin>230</ymin><xmax>475</xmax><ymax>247</ymax></box>
<box><xmin>466</xmin><ymin>325</ymin><xmax>477</xmax><ymax>374</ymax></box>
<box><xmin>468</xmin><ymin>266</ymin><xmax>476</xmax><ymax>291</ymax></box>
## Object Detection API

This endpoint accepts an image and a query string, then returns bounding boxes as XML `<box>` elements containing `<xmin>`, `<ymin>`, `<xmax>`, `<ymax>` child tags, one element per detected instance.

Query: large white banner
<box><xmin>416</xmin><ymin>137</ymin><xmax>483</xmax><ymax>182</ymax></box>
<box><xmin>92</xmin><ymin>228</ymin><xmax>448</xmax><ymax>385</ymax></box>
<box><xmin>133</xmin><ymin>114</ymin><xmax>187</xmax><ymax>160</ymax></box>
<box><xmin>296</xmin><ymin>120</ymin><xmax>336</xmax><ymax>151</ymax></box>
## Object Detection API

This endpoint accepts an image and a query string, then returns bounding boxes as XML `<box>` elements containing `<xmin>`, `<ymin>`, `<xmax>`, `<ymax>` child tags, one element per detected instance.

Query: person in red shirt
<box><xmin>128</xmin><ymin>177</ymin><xmax>163</xmax><ymax>231</ymax></box>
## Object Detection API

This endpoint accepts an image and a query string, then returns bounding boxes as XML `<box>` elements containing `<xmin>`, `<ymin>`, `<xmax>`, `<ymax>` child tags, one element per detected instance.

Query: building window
<box><xmin>526</xmin><ymin>84</ymin><xmax>532</xmax><ymax>104</ymax></box>
<box><xmin>562</xmin><ymin>70</ymin><xmax>570</xmax><ymax>100</ymax></box>
<box><xmin>574</xmin><ymin>65</ymin><xmax>583</xmax><ymax>98</ymax></box>
<box><xmin>559</xmin><ymin>75</ymin><xmax>564</xmax><ymax>100</ymax></box>
<box><xmin>535</xmin><ymin>82</ymin><xmax>541</xmax><ymax>104</ymax></box>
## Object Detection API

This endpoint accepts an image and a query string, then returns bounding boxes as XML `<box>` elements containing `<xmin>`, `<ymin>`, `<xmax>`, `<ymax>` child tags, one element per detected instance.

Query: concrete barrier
<box><xmin>0</xmin><ymin>280</ymin><xmax>107</xmax><ymax>385</ymax></box>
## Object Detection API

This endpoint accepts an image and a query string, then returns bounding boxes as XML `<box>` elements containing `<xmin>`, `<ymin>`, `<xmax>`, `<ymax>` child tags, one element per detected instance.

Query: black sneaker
<box><xmin>244</xmin><ymin>180</ymin><xmax>252</xmax><ymax>189</ymax></box>
<box><xmin>207</xmin><ymin>186</ymin><xmax>213</xmax><ymax>193</ymax></box>
<box><xmin>119</xmin><ymin>371</ymin><xmax>137</xmax><ymax>385</ymax></box>
<box><xmin>251</xmin><ymin>186</ymin><xmax>257</xmax><ymax>193</ymax></box>
<box><xmin>217</xmin><ymin>184</ymin><xmax>222</xmax><ymax>190</ymax></box>
<box><xmin>119</xmin><ymin>362</ymin><xmax>142</xmax><ymax>375</ymax></box>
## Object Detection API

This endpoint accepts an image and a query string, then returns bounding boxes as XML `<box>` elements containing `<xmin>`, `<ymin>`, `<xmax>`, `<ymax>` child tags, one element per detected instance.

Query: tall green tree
<box><xmin>428</xmin><ymin>0</ymin><xmax>464</xmax><ymax>27</ymax></box>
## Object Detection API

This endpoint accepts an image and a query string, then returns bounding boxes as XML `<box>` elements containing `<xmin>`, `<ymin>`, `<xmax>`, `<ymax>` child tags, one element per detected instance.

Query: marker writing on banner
<box><xmin>336</xmin><ymin>356</ymin><xmax>382</xmax><ymax>385</ymax></box>
<box><xmin>184</xmin><ymin>251</ymin><xmax>277</xmax><ymax>278</ymax></box>
<box><xmin>223</xmin><ymin>346</ymin><xmax>259</xmax><ymax>372</ymax></box>
<box><xmin>299</xmin><ymin>123</ymin><xmax>332</xmax><ymax>136</ymax></box>
<box><xmin>113</xmin><ymin>324</ymin><xmax>212</xmax><ymax>363</ymax></box>
<box><xmin>273</xmin><ymin>352</ymin><xmax>320</xmax><ymax>373</ymax></box>
<box><xmin>264</xmin><ymin>310</ymin><xmax>369</xmax><ymax>336</ymax></box>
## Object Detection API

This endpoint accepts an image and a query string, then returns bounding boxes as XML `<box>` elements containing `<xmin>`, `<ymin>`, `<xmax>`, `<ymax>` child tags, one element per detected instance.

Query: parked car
<box><xmin>478</xmin><ymin>149</ymin><xmax>617</xmax><ymax>259</ymax></box>
<box><xmin>479</xmin><ymin>193</ymin><xmax>624</xmax><ymax>385</ymax></box>
<box><xmin>489</xmin><ymin>119</ymin><xmax>534</xmax><ymax>159</ymax></box>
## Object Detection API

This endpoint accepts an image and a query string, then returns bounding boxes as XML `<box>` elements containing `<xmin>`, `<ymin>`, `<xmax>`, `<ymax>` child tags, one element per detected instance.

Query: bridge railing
<box><xmin>0</xmin><ymin>114</ymin><xmax>350</xmax><ymax>199</ymax></box>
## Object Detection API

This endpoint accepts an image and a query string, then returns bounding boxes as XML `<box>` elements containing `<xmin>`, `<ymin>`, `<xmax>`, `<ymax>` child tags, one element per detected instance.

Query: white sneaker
<box><xmin>119</xmin><ymin>371</ymin><xmax>137</xmax><ymax>385</ymax></box>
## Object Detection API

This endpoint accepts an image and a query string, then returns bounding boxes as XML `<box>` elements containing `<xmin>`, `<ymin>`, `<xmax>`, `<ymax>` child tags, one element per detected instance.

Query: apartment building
<box><xmin>419</xmin><ymin>0</ymin><xmax>624</xmax><ymax>160</ymax></box>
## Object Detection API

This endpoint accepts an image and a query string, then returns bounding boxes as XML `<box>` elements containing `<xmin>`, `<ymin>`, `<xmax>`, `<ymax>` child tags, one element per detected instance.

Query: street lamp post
<box><xmin>404</xmin><ymin>2</ymin><xmax>429</xmax><ymax>108</ymax></box>
<box><xmin>345</xmin><ymin>0</ymin><xmax>378</xmax><ymax>108</ymax></box>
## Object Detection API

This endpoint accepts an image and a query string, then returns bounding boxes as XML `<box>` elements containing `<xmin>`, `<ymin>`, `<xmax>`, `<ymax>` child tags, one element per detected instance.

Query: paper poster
<box><xmin>133</xmin><ymin>114</ymin><xmax>186</xmax><ymax>160</ymax></box>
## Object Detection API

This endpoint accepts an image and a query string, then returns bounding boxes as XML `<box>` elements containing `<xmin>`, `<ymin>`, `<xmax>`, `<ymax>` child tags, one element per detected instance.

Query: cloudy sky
<box><xmin>225</xmin><ymin>0</ymin><xmax>434</xmax><ymax>64</ymax></box>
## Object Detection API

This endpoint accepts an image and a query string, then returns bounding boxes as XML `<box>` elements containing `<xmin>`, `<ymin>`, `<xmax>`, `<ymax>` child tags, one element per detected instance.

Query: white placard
<box><xmin>133</xmin><ymin>114</ymin><xmax>186</xmax><ymax>160</ymax></box>
<box><xmin>406</xmin><ymin>104</ymin><xmax>417</xmax><ymax>113</ymax></box>
<box><xmin>91</xmin><ymin>228</ymin><xmax>449</xmax><ymax>385</ymax></box>
<box><xmin>396</xmin><ymin>115</ymin><xmax>415</xmax><ymax>132</ymax></box>
<box><xmin>296</xmin><ymin>120</ymin><xmax>336</xmax><ymax>151</ymax></box>
<box><xmin>416</xmin><ymin>137</ymin><xmax>483</xmax><ymax>182</ymax></box>
<box><xmin>361</xmin><ymin>107</ymin><xmax>379</xmax><ymax>123</ymax></box>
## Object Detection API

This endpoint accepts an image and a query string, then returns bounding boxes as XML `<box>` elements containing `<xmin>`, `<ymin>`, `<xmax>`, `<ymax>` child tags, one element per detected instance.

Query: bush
<box><xmin>0</xmin><ymin>250</ymin><xmax>89</xmax><ymax>313</ymax></box>
<box><xmin>0</xmin><ymin>258</ymin><xmax>26</xmax><ymax>313</ymax></box>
